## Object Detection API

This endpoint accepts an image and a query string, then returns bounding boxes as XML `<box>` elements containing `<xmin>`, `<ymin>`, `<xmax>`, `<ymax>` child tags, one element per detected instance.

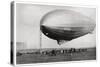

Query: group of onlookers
<box><xmin>17</xmin><ymin>48</ymin><xmax>87</xmax><ymax>56</ymax></box>
<box><xmin>41</xmin><ymin>48</ymin><xmax>87</xmax><ymax>56</ymax></box>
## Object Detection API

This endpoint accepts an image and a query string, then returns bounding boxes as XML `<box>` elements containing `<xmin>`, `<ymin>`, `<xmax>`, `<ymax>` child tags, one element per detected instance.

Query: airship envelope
<box><xmin>40</xmin><ymin>9</ymin><xmax>95</xmax><ymax>45</ymax></box>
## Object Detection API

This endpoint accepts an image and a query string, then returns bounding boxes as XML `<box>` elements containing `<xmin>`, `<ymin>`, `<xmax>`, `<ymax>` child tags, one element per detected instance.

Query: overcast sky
<box><xmin>16</xmin><ymin>3</ymin><xmax>96</xmax><ymax>50</ymax></box>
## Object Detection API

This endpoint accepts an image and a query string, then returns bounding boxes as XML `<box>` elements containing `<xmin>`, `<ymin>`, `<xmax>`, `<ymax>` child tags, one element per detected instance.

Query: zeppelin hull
<box><xmin>41</xmin><ymin>25</ymin><xmax>89</xmax><ymax>41</ymax></box>
<box><xmin>40</xmin><ymin>9</ymin><xmax>95</xmax><ymax>45</ymax></box>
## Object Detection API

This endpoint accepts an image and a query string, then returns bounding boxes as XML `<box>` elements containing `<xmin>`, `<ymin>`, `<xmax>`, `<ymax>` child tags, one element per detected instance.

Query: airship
<box><xmin>40</xmin><ymin>9</ymin><xmax>95</xmax><ymax>45</ymax></box>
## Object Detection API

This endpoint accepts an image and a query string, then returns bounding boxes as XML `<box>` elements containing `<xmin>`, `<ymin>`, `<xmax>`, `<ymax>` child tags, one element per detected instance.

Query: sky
<box><xmin>16</xmin><ymin>3</ymin><xmax>96</xmax><ymax>50</ymax></box>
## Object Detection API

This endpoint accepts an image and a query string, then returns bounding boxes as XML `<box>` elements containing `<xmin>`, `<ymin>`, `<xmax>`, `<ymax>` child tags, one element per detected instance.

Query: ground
<box><xmin>16</xmin><ymin>48</ymin><xmax>96</xmax><ymax>64</ymax></box>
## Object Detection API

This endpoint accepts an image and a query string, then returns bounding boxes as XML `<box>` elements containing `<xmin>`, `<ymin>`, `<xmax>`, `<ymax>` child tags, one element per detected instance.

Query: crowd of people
<box><xmin>17</xmin><ymin>48</ymin><xmax>87</xmax><ymax>56</ymax></box>
<box><xmin>40</xmin><ymin>48</ymin><xmax>87</xmax><ymax>56</ymax></box>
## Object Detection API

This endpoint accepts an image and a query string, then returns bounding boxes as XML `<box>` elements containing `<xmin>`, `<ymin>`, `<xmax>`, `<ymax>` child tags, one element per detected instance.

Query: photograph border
<box><xmin>12</xmin><ymin>1</ymin><xmax>97</xmax><ymax>66</ymax></box>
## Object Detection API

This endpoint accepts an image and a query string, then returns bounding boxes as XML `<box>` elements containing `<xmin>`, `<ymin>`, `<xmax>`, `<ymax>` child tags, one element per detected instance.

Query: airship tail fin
<box><xmin>89</xmin><ymin>31</ymin><xmax>94</xmax><ymax>34</ymax></box>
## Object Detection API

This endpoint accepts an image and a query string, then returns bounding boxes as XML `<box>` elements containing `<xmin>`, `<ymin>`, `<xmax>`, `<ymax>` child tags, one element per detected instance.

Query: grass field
<box><xmin>16</xmin><ymin>47</ymin><xmax>96</xmax><ymax>64</ymax></box>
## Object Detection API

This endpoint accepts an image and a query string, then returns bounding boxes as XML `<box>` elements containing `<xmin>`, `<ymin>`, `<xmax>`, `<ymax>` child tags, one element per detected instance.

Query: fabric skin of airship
<box><xmin>40</xmin><ymin>9</ymin><xmax>96</xmax><ymax>45</ymax></box>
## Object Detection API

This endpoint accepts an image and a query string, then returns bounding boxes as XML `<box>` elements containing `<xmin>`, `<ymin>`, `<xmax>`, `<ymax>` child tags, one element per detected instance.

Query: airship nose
<box><xmin>40</xmin><ymin>9</ymin><xmax>95</xmax><ymax>45</ymax></box>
